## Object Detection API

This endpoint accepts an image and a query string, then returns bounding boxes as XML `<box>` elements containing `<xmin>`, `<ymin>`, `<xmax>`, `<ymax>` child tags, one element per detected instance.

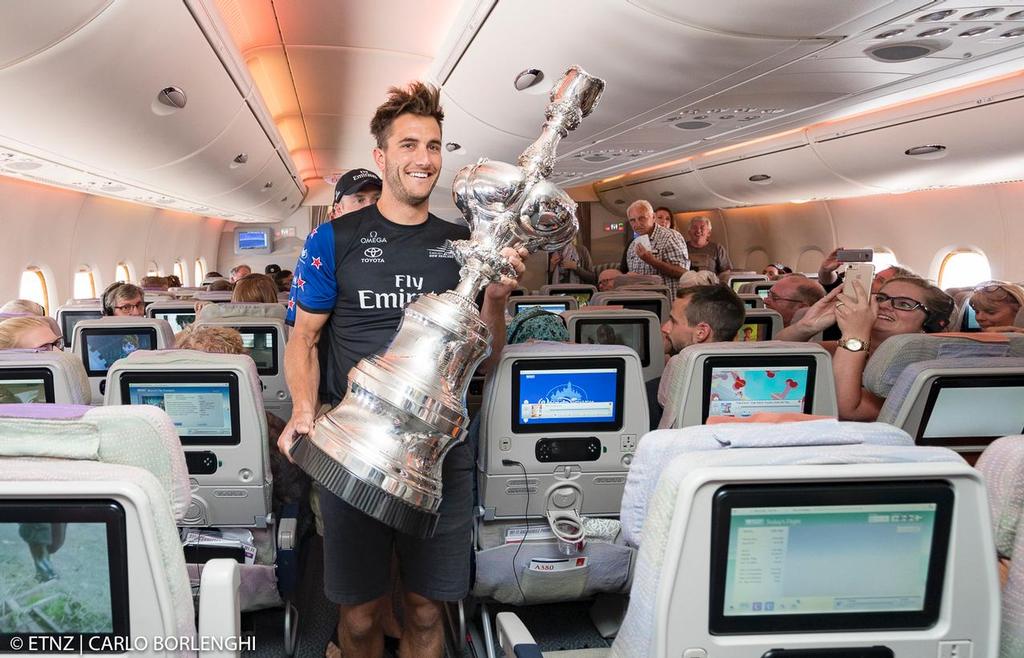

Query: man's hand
<box><xmin>485</xmin><ymin>246</ymin><xmax>529</xmax><ymax>299</ymax></box>
<box><xmin>818</xmin><ymin>248</ymin><xmax>843</xmax><ymax>285</ymax></box>
<box><xmin>278</xmin><ymin>409</ymin><xmax>315</xmax><ymax>463</ymax></box>
<box><xmin>635</xmin><ymin>244</ymin><xmax>652</xmax><ymax>263</ymax></box>
<box><xmin>562</xmin><ymin>258</ymin><xmax>578</xmax><ymax>271</ymax></box>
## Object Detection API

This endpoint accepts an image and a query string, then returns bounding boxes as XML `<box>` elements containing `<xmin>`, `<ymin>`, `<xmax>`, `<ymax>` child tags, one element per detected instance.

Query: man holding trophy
<box><xmin>282</xmin><ymin>67</ymin><xmax>603</xmax><ymax>656</ymax></box>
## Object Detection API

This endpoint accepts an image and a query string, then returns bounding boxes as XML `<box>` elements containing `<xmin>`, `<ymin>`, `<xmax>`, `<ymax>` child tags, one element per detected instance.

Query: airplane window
<box><xmin>194</xmin><ymin>258</ymin><xmax>205</xmax><ymax>284</ymax></box>
<box><xmin>146</xmin><ymin>261</ymin><xmax>160</xmax><ymax>277</ymax></box>
<box><xmin>19</xmin><ymin>267</ymin><xmax>49</xmax><ymax>315</ymax></box>
<box><xmin>73</xmin><ymin>268</ymin><xmax>96</xmax><ymax>299</ymax></box>
<box><xmin>872</xmin><ymin>248</ymin><xmax>900</xmax><ymax>271</ymax></box>
<box><xmin>173</xmin><ymin>260</ymin><xmax>187</xmax><ymax>286</ymax></box>
<box><xmin>938</xmin><ymin>250</ymin><xmax>992</xmax><ymax>289</ymax></box>
<box><xmin>116</xmin><ymin>262</ymin><xmax>131</xmax><ymax>283</ymax></box>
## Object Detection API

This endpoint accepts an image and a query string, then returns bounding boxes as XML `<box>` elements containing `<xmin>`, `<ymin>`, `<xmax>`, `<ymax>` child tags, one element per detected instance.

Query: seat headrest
<box><xmin>198</xmin><ymin>302</ymin><xmax>286</xmax><ymax>322</ymax></box>
<box><xmin>976</xmin><ymin>436</ymin><xmax>1024</xmax><ymax>558</ymax></box>
<box><xmin>0</xmin><ymin>348</ymin><xmax>92</xmax><ymax>404</ymax></box>
<box><xmin>864</xmin><ymin>333</ymin><xmax>1024</xmax><ymax>397</ymax></box>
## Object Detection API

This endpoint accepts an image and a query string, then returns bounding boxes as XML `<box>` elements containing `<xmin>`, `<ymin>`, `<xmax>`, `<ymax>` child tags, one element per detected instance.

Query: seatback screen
<box><xmin>731</xmin><ymin>279</ymin><xmax>761</xmax><ymax>292</ymax></box>
<box><xmin>153</xmin><ymin>311</ymin><xmax>195</xmax><ymax>334</ymax></box>
<box><xmin>551</xmin><ymin>288</ymin><xmax>593</xmax><ymax>305</ymax></box>
<box><xmin>702</xmin><ymin>356</ymin><xmax>816</xmax><ymax>422</ymax></box>
<box><xmin>575</xmin><ymin>319</ymin><xmax>650</xmax><ymax>367</ymax></box>
<box><xmin>120</xmin><ymin>372</ymin><xmax>240</xmax><ymax>446</ymax></box>
<box><xmin>514</xmin><ymin>302</ymin><xmax>570</xmax><ymax>315</ymax></box>
<box><xmin>709</xmin><ymin>482</ymin><xmax>953</xmax><ymax>634</ymax></box>
<box><xmin>60</xmin><ymin>310</ymin><xmax>102</xmax><ymax>348</ymax></box>
<box><xmin>512</xmin><ymin>357</ymin><xmax>625</xmax><ymax>433</ymax></box>
<box><xmin>756</xmin><ymin>286</ymin><xmax>771</xmax><ymax>300</ymax></box>
<box><xmin>237</xmin><ymin>327</ymin><xmax>278</xmax><ymax>376</ymax></box>
<box><xmin>0</xmin><ymin>368</ymin><xmax>54</xmax><ymax>404</ymax></box>
<box><xmin>734</xmin><ymin>317</ymin><xmax>773</xmax><ymax>342</ymax></box>
<box><xmin>80</xmin><ymin>329</ymin><xmax>157</xmax><ymax>376</ymax></box>
<box><xmin>918</xmin><ymin>375</ymin><xmax>1024</xmax><ymax>447</ymax></box>
<box><xmin>961</xmin><ymin>304</ymin><xmax>980</xmax><ymax>331</ymax></box>
<box><xmin>0</xmin><ymin>500</ymin><xmax>129</xmax><ymax>651</ymax></box>
<box><xmin>618</xmin><ymin>299</ymin><xmax>663</xmax><ymax>320</ymax></box>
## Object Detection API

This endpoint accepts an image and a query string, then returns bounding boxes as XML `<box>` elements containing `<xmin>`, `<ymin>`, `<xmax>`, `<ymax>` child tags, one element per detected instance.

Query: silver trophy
<box><xmin>291</xmin><ymin>66</ymin><xmax>605</xmax><ymax>537</ymax></box>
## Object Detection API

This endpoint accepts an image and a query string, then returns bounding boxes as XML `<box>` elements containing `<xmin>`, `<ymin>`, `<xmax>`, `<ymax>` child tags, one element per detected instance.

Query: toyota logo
<box><xmin>364</xmin><ymin>247</ymin><xmax>383</xmax><ymax>258</ymax></box>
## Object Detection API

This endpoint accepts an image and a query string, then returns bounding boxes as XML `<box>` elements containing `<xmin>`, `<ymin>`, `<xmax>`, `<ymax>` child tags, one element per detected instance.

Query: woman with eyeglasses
<box><xmin>0</xmin><ymin>316</ymin><xmax>63</xmax><ymax>351</ymax></box>
<box><xmin>969</xmin><ymin>281</ymin><xmax>1024</xmax><ymax>331</ymax></box>
<box><xmin>777</xmin><ymin>276</ymin><xmax>954</xmax><ymax>421</ymax></box>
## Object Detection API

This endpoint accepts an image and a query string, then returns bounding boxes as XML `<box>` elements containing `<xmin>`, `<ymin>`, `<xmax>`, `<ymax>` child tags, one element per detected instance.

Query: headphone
<box><xmin>101</xmin><ymin>282</ymin><xmax>129</xmax><ymax>316</ymax></box>
<box><xmin>922</xmin><ymin>308</ymin><xmax>949</xmax><ymax>334</ymax></box>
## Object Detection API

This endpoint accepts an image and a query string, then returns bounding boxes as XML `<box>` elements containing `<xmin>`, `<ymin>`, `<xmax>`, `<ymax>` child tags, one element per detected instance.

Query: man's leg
<box><xmin>398</xmin><ymin>591</ymin><xmax>444</xmax><ymax>658</ymax></box>
<box><xmin>338</xmin><ymin>596</ymin><xmax>387</xmax><ymax>658</ymax></box>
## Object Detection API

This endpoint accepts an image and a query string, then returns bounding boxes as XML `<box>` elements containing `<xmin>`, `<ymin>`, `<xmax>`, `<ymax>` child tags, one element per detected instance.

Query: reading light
<box><xmin>445</xmin><ymin>142</ymin><xmax>462</xmax><ymax>152</ymax></box>
<box><xmin>962</xmin><ymin>8</ymin><xmax>1000</xmax><ymax>20</ymax></box>
<box><xmin>514</xmin><ymin>69</ymin><xmax>545</xmax><ymax>91</ymax></box>
<box><xmin>875</xmin><ymin>29</ymin><xmax>905</xmax><ymax>39</ymax></box>
<box><xmin>904</xmin><ymin>144</ymin><xmax>948</xmax><ymax>159</ymax></box>
<box><xmin>959</xmin><ymin>26</ymin><xmax>992</xmax><ymax>37</ymax></box>
<box><xmin>917</xmin><ymin>9</ymin><xmax>956</xmax><ymax>21</ymax></box>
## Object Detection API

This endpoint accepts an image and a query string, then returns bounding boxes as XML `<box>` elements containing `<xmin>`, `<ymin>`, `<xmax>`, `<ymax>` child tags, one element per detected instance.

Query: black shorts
<box><xmin>320</xmin><ymin>438</ymin><xmax>474</xmax><ymax>605</ymax></box>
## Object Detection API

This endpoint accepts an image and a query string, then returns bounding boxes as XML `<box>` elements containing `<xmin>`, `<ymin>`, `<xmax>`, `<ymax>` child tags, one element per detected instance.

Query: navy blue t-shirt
<box><xmin>287</xmin><ymin>204</ymin><xmax>470</xmax><ymax>404</ymax></box>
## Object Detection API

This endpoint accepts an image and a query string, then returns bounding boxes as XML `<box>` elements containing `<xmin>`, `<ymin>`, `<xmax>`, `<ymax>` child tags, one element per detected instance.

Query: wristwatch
<box><xmin>838</xmin><ymin>336</ymin><xmax>869</xmax><ymax>352</ymax></box>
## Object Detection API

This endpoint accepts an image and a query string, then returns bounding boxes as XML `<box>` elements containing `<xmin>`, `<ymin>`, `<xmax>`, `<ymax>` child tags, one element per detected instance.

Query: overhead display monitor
<box><xmin>0</xmin><ymin>368</ymin><xmax>55</xmax><ymax>404</ymax></box>
<box><xmin>79</xmin><ymin>327</ymin><xmax>157</xmax><ymax>377</ymax></box>
<box><xmin>917</xmin><ymin>374</ymin><xmax>1024</xmax><ymax>448</ymax></box>
<box><xmin>734</xmin><ymin>317</ymin><xmax>774</xmax><ymax>343</ymax></box>
<box><xmin>236</xmin><ymin>326</ymin><xmax>278</xmax><ymax>376</ymax></box>
<box><xmin>233</xmin><ymin>227</ymin><xmax>273</xmax><ymax>256</ymax></box>
<box><xmin>575</xmin><ymin>318</ymin><xmax>650</xmax><ymax>367</ymax></box>
<box><xmin>60</xmin><ymin>310</ymin><xmax>103</xmax><ymax>349</ymax></box>
<box><xmin>512</xmin><ymin>357</ymin><xmax>625</xmax><ymax>433</ymax></box>
<box><xmin>119</xmin><ymin>371</ymin><xmax>241</xmax><ymax>446</ymax></box>
<box><xmin>0</xmin><ymin>499</ymin><xmax>130</xmax><ymax>651</ymax></box>
<box><xmin>709</xmin><ymin>481</ymin><xmax>953</xmax><ymax>634</ymax></box>
<box><xmin>702</xmin><ymin>355</ymin><xmax>816</xmax><ymax>422</ymax></box>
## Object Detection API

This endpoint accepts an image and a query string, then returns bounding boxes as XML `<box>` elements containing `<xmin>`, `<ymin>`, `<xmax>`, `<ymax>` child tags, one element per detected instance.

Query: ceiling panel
<box><xmin>0</xmin><ymin>0</ymin><xmax>112</xmax><ymax>70</ymax></box>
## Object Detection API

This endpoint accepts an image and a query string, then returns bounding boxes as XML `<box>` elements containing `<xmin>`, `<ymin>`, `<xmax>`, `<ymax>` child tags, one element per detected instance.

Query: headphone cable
<box><xmin>503</xmin><ymin>458</ymin><xmax>529</xmax><ymax>604</ymax></box>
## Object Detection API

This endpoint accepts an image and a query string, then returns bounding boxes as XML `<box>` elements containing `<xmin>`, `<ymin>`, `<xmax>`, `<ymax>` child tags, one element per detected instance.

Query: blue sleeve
<box><xmin>285</xmin><ymin>223</ymin><xmax>337</xmax><ymax>326</ymax></box>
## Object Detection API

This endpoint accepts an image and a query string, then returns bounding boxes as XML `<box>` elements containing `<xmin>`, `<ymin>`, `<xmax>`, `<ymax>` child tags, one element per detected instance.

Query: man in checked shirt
<box><xmin>620</xmin><ymin>199</ymin><xmax>690</xmax><ymax>298</ymax></box>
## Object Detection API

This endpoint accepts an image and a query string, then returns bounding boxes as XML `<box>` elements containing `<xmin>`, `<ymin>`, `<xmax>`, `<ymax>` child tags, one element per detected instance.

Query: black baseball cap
<box><xmin>333</xmin><ymin>168</ymin><xmax>382</xmax><ymax>204</ymax></box>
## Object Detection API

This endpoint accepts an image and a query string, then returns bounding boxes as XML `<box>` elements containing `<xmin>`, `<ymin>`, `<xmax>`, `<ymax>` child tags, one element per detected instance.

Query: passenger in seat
<box><xmin>208</xmin><ymin>279</ymin><xmax>233</xmax><ymax>292</ymax></box>
<box><xmin>0</xmin><ymin>299</ymin><xmax>45</xmax><ymax>315</ymax></box>
<box><xmin>273</xmin><ymin>269</ymin><xmax>293</xmax><ymax>292</ymax></box>
<box><xmin>598</xmin><ymin>268</ymin><xmax>623</xmax><ymax>292</ymax></box>
<box><xmin>0</xmin><ymin>316</ymin><xmax>62</xmax><ymax>350</ymax></box>
<box><xmin>765</xmin><ymin>274</ymin><xmax>825</xmax><ymax>326</ymax></box>
<box><xmin>175</xmin><ymin>324</ymin><xmax>309</xmax><ymax>512</ymax></box>
<box><xmin>101</xmin><ymin>282</ymin><xmax>145</xmax><ymax>317</ymax></box>
<box><xmin>970</xmin><ymin>281</ymin><xmax>1024</xmax><ymax>331</ymax></box>
<box><xmin>648</xmin><ymin>285</ymin><xmax>746</xmax><ymax>427</ymax></box>
<box><xmin>232</xmin><ymin>273</ymin><xmax>281</xmax><ymax>304</ymax></box>
<box><xmin>229</xmin><ymin>264</ymin><xmax>252</xmax><ymax>283</ymax></box>
<box><xmin>778</xmin><ymin>276</ymin><xmax>953</xmax><ymax>421</ymax></box>
<box><xmin>140</xmin><ymin>276</ymin><xmax>168</xmax><ymax>290</ymax></box>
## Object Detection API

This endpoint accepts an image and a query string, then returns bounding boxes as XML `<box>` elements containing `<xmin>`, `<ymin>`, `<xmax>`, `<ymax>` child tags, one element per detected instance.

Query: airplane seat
<box><xmin>500</xmin><ymin>438</ymin><xmax>996</xmax><ymax>658</ymax></box>
<box><xmin>71</xmin><ymin>318</ymin><xmax>175</xmax><ymax>403</ymax></box>
<box><xmin>0</xmin><ymin>403</ymin><xmax>243</xmax><ymax>656</ymax></box>
<box><xmin>146</xmin><ymin>300</ymin><xmax>200</xmax><ymax>334</ymax></box>
<box><xmin>473</xmin><ymin>343</ymin><xmax>647</xmax><ymax>608</ymax></box>
<box><xmin>610</xmin><ymin>273</ymin><xmax>662</xmax><ymax>290</ymax></box>
<box><xmin>193</xmin><ymin>310</ymin><xmax>291</xmax><ymax>421</ymax></box>
<box><xmin>619</xmin><ymin>419</ymin><xmax>916</xmax><ymax>548</ymax></box>
<box><xmin>540</xmin><ymin>283</ymin><xmax>598</xmax><ymax>298</ymax></box>
<box><xmin>589</xmin><ymin>291</ymin><xmax>669</xmax><ymax>323</ymax></box>
<box><xmin>563</xmin><ymin>309</ymin><xmax>664</xmax><ymax>381</ymax></box>
<box><xmin>863</xmin><ymin>332</ymin><xmax>1024</xmax><ymax>402</ymax></box>
<box><xmin>506</xmin><ymin>295</ymin><xmax>580</xmax><ymax>318</ymax></box>
<box><xmin>735</xmin><ymin>308</ymin><xmax>783</xmax><ymax>342</ymax></box>
<box><xmin>197</xmin><ymin>302</ymin><xmax>287</xmax><ymax>323</ymax></box>
<box><xmin>976</xmin><ymin>435</ymin><xmax>1024</xmax><ymax>658</ymax></box>
<box><xmin>948</xmin><ymin>290</ymin><xmax>972</xmax><ymax>332</ymax></box>
<box><xmin>737</xmin><ymin>293</ymin><xmax>764</xmax><ymax>309</ymax></box>
<box><xmin>875</xmin><ymin>356</ymin><xmax>1024</xmax><ymax>456</ymax></box>
<box><xmin>54</xmin><ymin>302</ymin><xmax>103</xmax><ymax>349</ymax></box>
<box><xmin>0</xmin><ymin>348</ymin><xmax>92</xmax><ymax>404</ymax></box>
<box><xmin>656</xmin><ymin>341</ymin><xmax>837</xmax><ymax>429</ymax></box>
<box><xmin>195</xmin><ymin>290</ymin><xmax>234</xmax><ymax>303</ymax></box>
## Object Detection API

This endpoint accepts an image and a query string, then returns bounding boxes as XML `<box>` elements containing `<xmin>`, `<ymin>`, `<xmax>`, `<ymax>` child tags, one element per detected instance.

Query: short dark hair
<box><xmin>654</xmin><ymin>206</ymin><xmax>672</xmax><ymax>216</ymax></box>
<box><xmin>370</xmin><ymin>82</ymin><xmax>444</xmax><ymax>149</ymax></box>
<box><xmin>677</xmin><ymin>285</ymin><xmax>746</xmax><ymax>341</ymax></box>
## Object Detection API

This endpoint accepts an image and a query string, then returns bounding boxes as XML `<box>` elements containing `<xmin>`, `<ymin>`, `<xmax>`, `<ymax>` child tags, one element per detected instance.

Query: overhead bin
<box><xmin>623</xmin><ymin>169</ymin><xmax>736</xmax><ymax>212</ymax></box>
<box><xmin>0</xmin><ymin>0</ymin><xmax>303</xmax><ymax>222</ymax></box>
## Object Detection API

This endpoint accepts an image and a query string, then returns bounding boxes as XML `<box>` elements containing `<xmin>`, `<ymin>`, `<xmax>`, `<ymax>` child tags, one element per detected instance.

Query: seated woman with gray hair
<box><xmin>0</xmin><ymin>299</ymin><xmax>45</xmax><ymax>316</ymax></box>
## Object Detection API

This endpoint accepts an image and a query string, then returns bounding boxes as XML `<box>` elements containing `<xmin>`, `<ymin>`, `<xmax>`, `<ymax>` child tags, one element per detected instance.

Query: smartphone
<box><xmin>836</xmin><ymin>248</ymin><xmax>874</xmax><ymax>262</ymax></box>
<box><xmin>844</xmin><ymin>263</ymin><xmax>875</xmax><ymax>298</ymax></box>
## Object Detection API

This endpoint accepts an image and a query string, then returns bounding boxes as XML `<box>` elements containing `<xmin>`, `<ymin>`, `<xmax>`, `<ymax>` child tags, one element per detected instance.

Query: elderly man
<box><xmin>619</xmin><ymin>200</ymin><xmax>689</xmax><ymax>298</ymax></box>
<box><xmin>685</xmin><ymin>216</ymin><xmax>732</xmax><ymax>276</ymax></box>
<box><xmin>597</xmin><ymin>268</ymin><xmax>622</xmax><ymax>292</ymax></box>
<box><xmin>765</xmin><ymin>274</ymin><xmax>826</xmax><ymax>326</ymax></box>
<box><xmin>229</xmin><ymin>264</ymin><xmax>251</xmax><ymax>283</ymax></box>
<box><xmin>329</xmin><ymin>167</ymin><xmax>383</xmax><ymax>219</ymax></box>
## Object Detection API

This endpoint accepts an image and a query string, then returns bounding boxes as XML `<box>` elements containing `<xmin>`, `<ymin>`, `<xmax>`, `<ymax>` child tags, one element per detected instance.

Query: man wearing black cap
<box><xmin>329</xmin><ymin>167</ymin><xmax>383</xmax><ymax>219</ymax></box>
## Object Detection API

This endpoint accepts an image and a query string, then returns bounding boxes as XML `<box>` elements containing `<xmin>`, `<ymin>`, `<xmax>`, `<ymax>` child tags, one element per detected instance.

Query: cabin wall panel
<box><xmin>718</xmin><ymin>203</ymin><xmax>835</xmax><ymax>273</ymax></box>
<box><xmin>589</xmin><ymin>203</ymin><xmax>629</xmax><ymax>267</ymax></box>
<box><xmin>0</xmin><ymin>175</ymin><xmax>223</xmax><ymax>310</ymax></box>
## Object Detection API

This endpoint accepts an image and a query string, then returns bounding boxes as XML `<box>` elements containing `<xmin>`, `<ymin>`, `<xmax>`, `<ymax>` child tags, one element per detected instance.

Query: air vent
<box><xmin>916</xmin><ymin>9</ymin><xmax>956</xmax><ymax>22</ymax></box>
<box><xmin>445</xmin><ymin>142</ymin><xmax>461</xmax><ymax>152</ymax></box>
<box><xmin>962</xmin><ymin>8</ymin><xmax>1000</xmax><ymax>20</ymax></box>
<box><xmin>1007</xmin><ymin>10</ymin><xmax>1024</xmax><ymax>20</ymax></box>
<box><xmin>959</xmin><ymin>26</ymin><xmax>992</xmax><ymax>37</ymax></box>
<box><xmin>904</xmin><ymin>144</ymin><xmax>947</xmax><ymax>159</ymax></box>
<box><xmin>157</xmin><ymin>87</ymin><xmax>187</xmax><ymax>109</ymax></box>
<box><xmin>231</xmin><ymin>153</ymin><xmax>248</xmax><ymax>168</ymax></box>
<box><xmin>659</xmin><ymin>191</ymin><xmax>675</xmax><ymax>197</ymax></box>
<box><xmin>262</xmin><ymin>181</ymin><xmax>273</xmax><ymax>191</ymax></box>
<box><xmin>1001</xmin><ymin>27</ymin><xmax>1024</xmax><ymax>38</ymax></box>
<box><xmin>917</xmin><ymin>27</ymin><xmax>950</xmax><ymax>37</ymax></box>
<box><xmin>613</xmin><ymin>199</ymin><xmax>625</xmax><ymax>205</ymax></box>
<box><xmin>514</xmin><ymin>69</ymin><xmax>544</xmax><ymax>91</ymax></box>
<box><xmin>4</xmin><ymin>161</ymin><xmax>43</xmax><ymax>171</ymax></box>
<box><xmin>748</xmin><ymin>174</ymin><xmax>772</xmax><ymax>185</ymax></box>
<box><xmin>865</xmin><ymin>40</ymin><xmax>947</xmax><ymax>63</ymax></box>
<box><xmin>674</xmin><ymin>121</ymin><xmax>713</xmax><ymax>130</ymax></box>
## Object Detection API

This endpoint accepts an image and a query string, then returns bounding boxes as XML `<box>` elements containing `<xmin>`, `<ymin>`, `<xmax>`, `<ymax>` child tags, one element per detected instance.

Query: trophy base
<box><xmin>291</xmin><ymin>435</ymin><xmax>440</xmax><ymax>538</ymax></box>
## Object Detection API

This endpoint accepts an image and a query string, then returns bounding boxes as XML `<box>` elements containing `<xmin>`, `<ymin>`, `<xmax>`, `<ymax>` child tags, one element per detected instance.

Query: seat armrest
<box><xmin>198</xmin><ymin>558</ymin><xmax>241</xmax><ymax>658</ymax></box>
<box><xmin>496</xmin><ymin>612</ymin><xmax>542</xmax><ymax>658</ymax></box>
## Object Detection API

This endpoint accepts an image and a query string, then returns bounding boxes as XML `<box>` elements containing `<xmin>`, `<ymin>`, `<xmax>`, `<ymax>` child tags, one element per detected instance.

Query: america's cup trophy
<box><xmin>291</xmin><ymin>66</ymin><xmax>605</xmax><ymax>537</ymax></box>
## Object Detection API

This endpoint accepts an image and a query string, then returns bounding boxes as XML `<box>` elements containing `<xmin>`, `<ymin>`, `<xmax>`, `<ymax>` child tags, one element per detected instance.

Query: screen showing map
<box><xmin>706</xmin><ymin>365</ymin><xmax>810</xmax><ymax>420</ymax></box>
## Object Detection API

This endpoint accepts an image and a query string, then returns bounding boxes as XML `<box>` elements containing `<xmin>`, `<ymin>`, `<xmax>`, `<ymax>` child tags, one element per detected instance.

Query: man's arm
<box><xmin>478</xmin><ymin>246</ymin><xmax>527</xmax><ymax>375</ymax></box>
<box><xmin>278</xmin><ymin>308</ymin><xmax>329</xmax><ymax>457</ymax></box>
<box><xmin>717</xmin><ymin>243</ymin><xmax>733</xmax><ymax>273</ymax></box>
<box><xmin>640</xmin><ymin>252</ymin><xmax>686</xmax><ymax>279</ymax></box>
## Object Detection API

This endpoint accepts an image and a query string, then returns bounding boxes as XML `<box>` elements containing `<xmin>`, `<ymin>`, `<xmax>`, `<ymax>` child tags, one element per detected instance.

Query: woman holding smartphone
<box><xmin>777</xmin><ymin>276</ymin><xmax>954</xmax><ymax>421</ymax></box>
